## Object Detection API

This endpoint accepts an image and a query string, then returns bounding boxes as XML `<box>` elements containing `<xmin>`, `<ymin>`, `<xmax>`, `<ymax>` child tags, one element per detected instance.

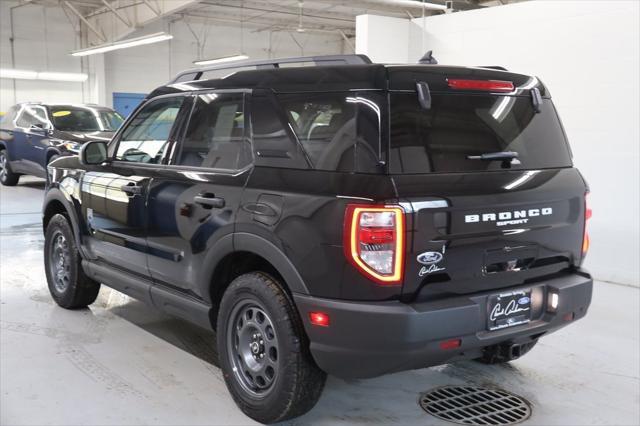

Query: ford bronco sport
<box><xmin>42</xmin><ymin>54</ymin><xmax>593</xmax><ymax>423</ymax></box>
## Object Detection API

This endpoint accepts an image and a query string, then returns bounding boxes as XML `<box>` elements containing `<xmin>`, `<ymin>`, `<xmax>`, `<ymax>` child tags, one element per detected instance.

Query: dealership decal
<box><xmin>417</xmin><ymin>248</ymin><xmax>446</xmax><ymax>276</ymax></box>
<box><xmin>489</xmin><ymin>299</ymin><xmax>530</xmax><ymax>322</ymax></box>
<box><xmin>465</xmin><ymin>207</ymin><xmax>553</xmax><ymax>227</ymax></box>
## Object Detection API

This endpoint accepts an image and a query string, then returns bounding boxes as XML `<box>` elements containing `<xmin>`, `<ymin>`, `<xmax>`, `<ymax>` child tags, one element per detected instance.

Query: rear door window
<box><xmin>277</xmin><ymin>92</ymin><xmax>382</xmax><ymax>173</ymax></box>
<box><xmin>176</xmin><ymin>92</ymin><xmax>250</xmax><ymax>170</ymax></box>
<box><xmin>251</xmin><ymin>92</ymin><xmax>309</xmax><ymax>169</ymax></box>
<box><xmin>389</xmin><ymin>93</ymin><xmax>572</xmax><ymax>174</ymax></box>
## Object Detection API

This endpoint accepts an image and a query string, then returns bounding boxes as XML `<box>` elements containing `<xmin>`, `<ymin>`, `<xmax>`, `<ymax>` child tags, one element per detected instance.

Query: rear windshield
<box><xmin>389</xmin><ymin>93</ymin><xmax>572</xmax><ymax>174</ymax></box>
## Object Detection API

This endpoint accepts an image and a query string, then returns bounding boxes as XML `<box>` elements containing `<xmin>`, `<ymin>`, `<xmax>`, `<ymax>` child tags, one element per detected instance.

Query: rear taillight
<box><xmin>447</xmin><ymin>78</ymin><xmax>515</xmax><ymax>93</ymax></box>
<box><xmin>344</xmin><ymin>205</ymin><xmax>405</xmax><ymax>285</ymax></box>
<box><xmin>582</xmin><ymin>192</ymin><xmax>592</xmax><ymax>257</ymax></box>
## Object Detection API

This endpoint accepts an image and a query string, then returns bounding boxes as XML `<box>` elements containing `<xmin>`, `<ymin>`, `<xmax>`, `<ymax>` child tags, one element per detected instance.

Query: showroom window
<box><xmin>277</xmin><ymin>92</ymin><xmax>382</xmax><ymax>173</ymax></box>
<box><xmin>115</xmin><ymin>97</ymin><xmax>184</xmax><ymax>164</ymax></box>
<box><xmin>251</xmin><ymin>92</ymin><xmax>309</xmax><ymax>169</ymax></box>
<box><xmin>176</xmin><ymin>92</ymin><xmax>250</xmax><ymax>170</ymax></box>
<box><xmin>389</xmin><ymin>93</ymin><xmax>573</xmax><ymax>174</ymax></box>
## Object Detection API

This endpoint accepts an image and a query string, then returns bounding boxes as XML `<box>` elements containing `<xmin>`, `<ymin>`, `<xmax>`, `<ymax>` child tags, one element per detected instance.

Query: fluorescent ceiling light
<box><xmin>193</xmin><ymin>55</ymin><xmax>249</xmax><ymax>66</ymax></box>
<box><xmin>0</xmin><ymin>68</ymin><xmax>88</xmax><ymax>82</ymax></box>
<box><xmin>38</xmin><ymin>72</ymin><xmax>88</xmax><ymax>82</ymax></box>
<box><xmin>71</xmin><ymin>32</ymin><xmax>173</xmax><ymax>57</ymax></box>
<box><xmin>0</xmin><ymin>69</ymin><xmax>38</xmax><ymax>79</ymax></box>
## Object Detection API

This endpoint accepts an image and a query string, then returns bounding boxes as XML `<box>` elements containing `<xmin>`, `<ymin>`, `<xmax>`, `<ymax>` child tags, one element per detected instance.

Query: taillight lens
<box><xmin>447</xmin><ymin>78</ymin><xmax>515</xmax><ymax>92</ymax></box>
<box><xmin>582</xmin><ymin>192</ymin><xmax>592</xmax><ymax>257</ymax></box>
<box><xmin>344</xmin><ymin>205</ymin><xmax>405</xmax><ymax>285</ymax></box>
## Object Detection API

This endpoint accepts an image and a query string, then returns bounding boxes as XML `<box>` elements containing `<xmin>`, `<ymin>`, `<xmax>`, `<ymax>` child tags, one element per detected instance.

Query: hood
<box><xmin>53</xmin><ymin>129</ymin><xmax>114</xmax><ymax>144</ymax></box>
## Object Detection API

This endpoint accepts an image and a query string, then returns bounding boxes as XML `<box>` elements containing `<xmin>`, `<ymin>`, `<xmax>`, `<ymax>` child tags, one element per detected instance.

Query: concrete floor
<box><xmin>1</xmin><ymin>176</ymin><xmax>639</xmax><ymax>426</ymax></box>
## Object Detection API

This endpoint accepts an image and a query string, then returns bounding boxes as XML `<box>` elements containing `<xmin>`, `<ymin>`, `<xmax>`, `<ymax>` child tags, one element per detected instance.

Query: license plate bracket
<box><xmin>487</xmin><ymin>290</ymin><xmax>532</xmax><ymax>331</ymax></box>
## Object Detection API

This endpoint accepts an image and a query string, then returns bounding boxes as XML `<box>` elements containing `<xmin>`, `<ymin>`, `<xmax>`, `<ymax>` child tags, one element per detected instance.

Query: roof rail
<box><xmin>170</xmin><ymin>54</ymin><xmax>372</xmax><ymax>84</ymax></box>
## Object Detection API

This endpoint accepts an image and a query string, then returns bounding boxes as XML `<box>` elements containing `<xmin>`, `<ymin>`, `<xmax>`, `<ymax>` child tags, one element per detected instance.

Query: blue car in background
<box><xmin>0</xmin><ymin>103</ymin><xmax>123</xmax><ymax>186</ymax></box>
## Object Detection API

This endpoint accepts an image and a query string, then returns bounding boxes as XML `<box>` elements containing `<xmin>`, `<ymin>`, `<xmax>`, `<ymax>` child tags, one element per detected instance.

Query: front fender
<box><xmin>42</xmin><ymin>187</ymin><xmax>88</xmax><ymax>258</ymax></box>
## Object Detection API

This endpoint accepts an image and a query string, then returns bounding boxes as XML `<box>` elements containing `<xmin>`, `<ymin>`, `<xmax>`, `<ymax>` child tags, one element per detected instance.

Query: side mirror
<box><xmin>80</xmin><ymin>140</ymin><xmax>108</xmax><ymax>165</ymax></box>
<box><xmin>30</xmin><ymin>123</ymin><xmax>48</xmax><ymax>131</ymax></box>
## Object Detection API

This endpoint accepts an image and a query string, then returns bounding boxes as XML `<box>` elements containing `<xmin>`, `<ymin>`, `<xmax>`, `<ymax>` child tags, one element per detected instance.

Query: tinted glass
<box><xmin>177</xmin><ymin>93</ymin><xmax>249</xmax><ymax>170</ymax></box>
<box><xmin>252</xmin><ymin>93</ymin><xmax>308</xmax><ymax>169</ymax></box>
<box><xmin>49</xmin><ymin>107</ymin><xmax>124</xmax><ymax>132</ymax></box>
<box><xmin>16</xmin><ymin>105</ymin><xmax>48</xmax><ymax>128</ymax></box>
<box><xmin>116</xmin><ymin>97</ymin><xmax>183</xmax><ymax>164</ymax></box>
<box><xmin>390</xmin><ymin>94</ymin><xmax>572</xmax><ymax>174</ymax></box>
<box><xmin>0</xmin><ymin>106</ymin><xmax>19</xmax><ymax>125</ymax></box>
<box><xmin>277</xmin><ymin>92</ymin><xmax>381</xmax><ymax>173</ymax></box>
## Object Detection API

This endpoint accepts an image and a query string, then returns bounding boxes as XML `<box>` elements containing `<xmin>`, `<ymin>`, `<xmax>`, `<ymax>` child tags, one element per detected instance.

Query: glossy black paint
<box><xmin>43</xmin><ymin>63</ymin><xmax>591</xmax><ymax>379</ymax></box>
<box><xmin>0</xmin><ymin>103</ymin><xmax>116</xmax><ymax>179</ymax></box>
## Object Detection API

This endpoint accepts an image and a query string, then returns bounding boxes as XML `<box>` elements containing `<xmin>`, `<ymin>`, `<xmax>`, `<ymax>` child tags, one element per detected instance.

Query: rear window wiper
<box><xmin>467</xmin><ymin>151</ymin><xmax>520</xmax><ymax>168</ymax></box>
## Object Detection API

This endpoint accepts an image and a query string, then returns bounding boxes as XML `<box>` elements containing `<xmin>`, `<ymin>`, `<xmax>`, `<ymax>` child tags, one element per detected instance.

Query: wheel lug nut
<box><xmin>259</xmin><ymin>340</ymin><xmax>264</xmax><ymax>344</ymax></box>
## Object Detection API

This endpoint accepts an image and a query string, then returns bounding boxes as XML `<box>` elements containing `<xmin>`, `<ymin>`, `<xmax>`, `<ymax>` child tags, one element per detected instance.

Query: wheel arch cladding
<box><xmin>205</xmin><ymin>233</ymin><xmax>310</xmax><ymax>329</ymax></box>
<box><xmin>42</xmin><ymin>189</ymin><xmax>83</xmax><ymax>250</ymax></box>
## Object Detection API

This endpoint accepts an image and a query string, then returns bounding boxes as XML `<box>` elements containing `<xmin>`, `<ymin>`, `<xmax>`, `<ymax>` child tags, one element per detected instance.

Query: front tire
<box><xmin>44</xmin><ymin>214</ymin><xmax>100</xmax><ymax>309</ymax></box>
<box><xmin>217</xmin><ymin>272</ymin><xmax>326</xmax><ymax>424</ymax></box>
<box><xmin>0</xmin><ymin>149</ymin><xmax>20</xmax><ymax>186</ymax></box>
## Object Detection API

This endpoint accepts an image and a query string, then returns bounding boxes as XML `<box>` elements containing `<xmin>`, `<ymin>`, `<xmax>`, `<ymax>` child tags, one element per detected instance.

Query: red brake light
<box><xmin>344</xmin><ymin>205</ymin><xmax>405</xmax><ymax>285</ymax></box>
<box><xmin>309</xmin><ymin>312</ymin><xmax>330</xmax><ymax>327</ymax></box>
<box><xmin>582</xmin><ymin>192</ymin><xmax>591</xmax><ymax>257</ymax></box>
<box><xmin>447</xmin><ymin>78</ymin><xmax>515</xmax><ymax>93</ymax></box>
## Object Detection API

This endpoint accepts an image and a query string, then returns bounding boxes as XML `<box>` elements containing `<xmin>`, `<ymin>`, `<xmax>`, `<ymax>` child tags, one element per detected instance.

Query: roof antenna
<box><xmin>419</xmin><ymin>50</ymin><xmax>438</xmax><ymax>64</ymax></box>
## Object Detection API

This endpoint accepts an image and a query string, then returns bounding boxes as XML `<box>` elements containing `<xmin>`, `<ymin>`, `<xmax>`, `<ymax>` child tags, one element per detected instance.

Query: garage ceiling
<box><xmin>19</xmin><ymin>0</ymin><xmax>529</xmax><ymax>42</ymax></box>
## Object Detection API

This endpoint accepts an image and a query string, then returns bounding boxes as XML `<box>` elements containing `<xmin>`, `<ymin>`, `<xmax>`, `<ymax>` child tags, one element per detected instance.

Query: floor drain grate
<box><xmin>419</xmin><ymin>385</ymin><xmax>532</xmax><ymax>425</ymax></box>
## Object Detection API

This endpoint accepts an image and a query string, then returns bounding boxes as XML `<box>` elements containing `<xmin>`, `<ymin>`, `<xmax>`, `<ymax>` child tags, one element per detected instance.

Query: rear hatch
<box><xmin>386</xmin><ymin>66</ymin><xmax>588</xmax><ymax>299</ymax></box>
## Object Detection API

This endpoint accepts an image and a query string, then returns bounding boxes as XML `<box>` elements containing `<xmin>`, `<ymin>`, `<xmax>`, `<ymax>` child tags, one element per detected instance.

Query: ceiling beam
<box><xmin>63</xmin><ymin>0</ymin><xmax>106</xmax><ymax>42</ymax></box>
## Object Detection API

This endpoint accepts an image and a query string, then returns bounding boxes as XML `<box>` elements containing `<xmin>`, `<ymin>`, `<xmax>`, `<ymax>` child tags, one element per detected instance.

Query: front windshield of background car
<box><xmin>49</xmin><ymin>107</ymin><xmax>124</xmax><ymax>132</ymax></box>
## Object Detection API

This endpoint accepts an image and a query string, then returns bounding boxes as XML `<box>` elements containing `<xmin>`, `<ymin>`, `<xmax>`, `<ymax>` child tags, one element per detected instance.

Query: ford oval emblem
<box><xmin>417</xmin><ymin>251</ymin><xmax>443</xmax><ymax>265</ymax></box>
<box><xmin>518</xmin><ymin>296</ymin><xmax>531</xmax><ymax>305</ymax></box>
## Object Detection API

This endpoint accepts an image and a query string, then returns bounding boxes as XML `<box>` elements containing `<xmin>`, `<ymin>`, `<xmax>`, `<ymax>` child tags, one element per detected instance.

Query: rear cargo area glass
<box><xmin>389</xmin><ymin>93</ymin><xmax>572</xmax><ymax>174</ymax></box>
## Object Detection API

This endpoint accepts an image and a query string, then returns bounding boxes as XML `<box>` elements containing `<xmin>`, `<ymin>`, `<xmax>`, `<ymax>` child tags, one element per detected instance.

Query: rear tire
<box><xmin>217</xmin><ymin>272</ymin><xmax>326</xmax><ymax>424</ymax></box>
<box><xmin>0</xmin><ymin>149</ymin><xmax>20</xmax><ymax>186</ymax></box>
<box><xmin>44</xmin><ymin>214</ymin><xmax>100</xmax><ymax>309</ymax></box>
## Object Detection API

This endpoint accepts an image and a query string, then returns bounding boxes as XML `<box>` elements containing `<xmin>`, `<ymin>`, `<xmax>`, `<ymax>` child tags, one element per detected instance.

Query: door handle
<box><xmin>194</xmin><ymin>193</ymin><xmax>225</xmax><ymax>209</ymax></box>
<box><xmin>121</xmin><ymin>184</ymin><xmax>142</xmax><ymax>196</ymax></box>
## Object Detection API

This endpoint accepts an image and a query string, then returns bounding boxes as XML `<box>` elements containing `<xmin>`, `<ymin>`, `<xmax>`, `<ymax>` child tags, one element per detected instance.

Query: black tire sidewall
<box><xmin>217</xmin><ymin>273</ymin><xmax>313</xmax><ymax>423</ymax></box>
<box><xmin>44</xmin><ymin>214</ymin><xmax>83</xmax><ymax>307</ymax></box>
<box><xmin>0</xmin><ymin>149</ymin><xmax>19</xmax><ymax>186</ymax></box>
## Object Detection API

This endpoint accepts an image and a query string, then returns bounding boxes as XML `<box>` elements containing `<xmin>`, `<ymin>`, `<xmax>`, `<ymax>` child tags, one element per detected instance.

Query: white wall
<box><xmin>104</xmin><ymin>19</ymin><xmax>346</xmax><ymax>104</ymax></box>
<box><xmin>0</xmin><ymin>1</ymin><xmax>87</xmax><ymax>112</ymax></box>
<box><xmin>1</xmin><ymin>1</ymin><xmax>345</xmax><ymax>112</ymax></box>
<box><xmin>356</xmin><ymin>1</ymin><xmax>640</xmax><ymax>286</ymax></box>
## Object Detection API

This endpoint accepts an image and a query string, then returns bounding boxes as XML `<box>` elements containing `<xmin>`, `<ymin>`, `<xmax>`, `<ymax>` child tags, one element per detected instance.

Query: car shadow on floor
<box><xmin>94</xmin><ymin>287</ymin><xmax>529</xmax><ymax>424</ymax></box>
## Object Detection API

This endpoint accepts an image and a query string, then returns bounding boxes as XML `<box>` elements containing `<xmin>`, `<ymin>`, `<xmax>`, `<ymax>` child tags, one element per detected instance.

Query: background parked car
<box><xmin>0</xmin><ymin>103</ymin><xmax>124</xmax><ymax>186</ymax></box>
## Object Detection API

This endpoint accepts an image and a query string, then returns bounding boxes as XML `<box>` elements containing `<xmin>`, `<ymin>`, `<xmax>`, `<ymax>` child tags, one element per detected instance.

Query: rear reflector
<box><xmin>309</xmin><ymin>312</ymin><xmax>330</xmax><ymax>327</ymax></box>
<box><xmin>439</xmin><ymin>339</ymin><xmax>462</xmax><ymax>350</ymax></box>
<box><xmin>582</xmin><ymin>192</ymin><xmax>592</xmax><ymax>257</ymax></box>
<box><xmin>447</xmin><ymin>78</ymin><xmax>515</xmax><ymax>93</ymax></box>
<box><xmin>344</xmin><ymin>205</ymin><xmax>405</xmax><ymax>285</ymax></box>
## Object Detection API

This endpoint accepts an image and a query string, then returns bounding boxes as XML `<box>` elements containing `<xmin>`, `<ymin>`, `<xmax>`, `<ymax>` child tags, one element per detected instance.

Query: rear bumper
<box><xmin>294</xmin><ymin>271</ymin><xmax>592</xmax><ymax>379</ymax></box>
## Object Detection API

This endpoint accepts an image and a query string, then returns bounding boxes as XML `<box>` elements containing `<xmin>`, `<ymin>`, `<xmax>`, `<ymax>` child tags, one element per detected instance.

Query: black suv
<box><xmin>0</xmin><ymin>103</ymin><xmax>123</xmax><ymax>185</ymax></box>
<box><xmin>42</xmin><ymin>55</ymin><xmax>593</xmax><ymax>423</ymax></box>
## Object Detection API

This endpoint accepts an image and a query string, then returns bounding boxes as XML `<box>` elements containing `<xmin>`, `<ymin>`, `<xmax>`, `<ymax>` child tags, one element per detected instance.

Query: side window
<box><xmin>277</xmin><ymin>92</ymin><xmax>381</xmax><ymax>173</ymax></box>
<box><xmin>251</xmin><ymin>92</ymin><xmax>308</xmax><ymax>169</ymax></box>
<box><xmin>176</xmin><ymin>93</ymin><xmax>249</xmax><ymax>170</ymax></box>
<box><xmin>16</xmin><ymin>106</ymin><xmax>49</xmax><ymax>129</ymax></box>
<box><xmin>115</xmin><ymin>97</ymin><xmax>184</xmax><ymax>164</ymax></box>
<box><xmin>0</xmin><ymin>106</ymin><xmax>19</xmax><ymax>125</ymax></box>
